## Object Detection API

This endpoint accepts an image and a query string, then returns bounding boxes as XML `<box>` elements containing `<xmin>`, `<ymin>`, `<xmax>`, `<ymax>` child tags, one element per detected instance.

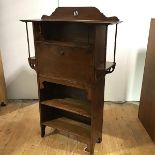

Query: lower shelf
<box><xmin>43</xmin><ymin>117</ymin><xmax>90</xmax><ymax>144</ymax></box>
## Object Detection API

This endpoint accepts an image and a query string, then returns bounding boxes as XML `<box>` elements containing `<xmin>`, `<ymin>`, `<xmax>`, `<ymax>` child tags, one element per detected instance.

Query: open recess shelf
<box><xmin>43</xmin><ymin>117</ymin><xmax>90</xmax><ymax>144</ymax></box>
<box><xmin>41</xmin><ymin>98</ymin><xmax>91</xmax><ymax>118</ymax></box>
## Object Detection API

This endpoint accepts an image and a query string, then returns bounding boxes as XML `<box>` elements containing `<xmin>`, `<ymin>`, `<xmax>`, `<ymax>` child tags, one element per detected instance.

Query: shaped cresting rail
<box><xmin>24</xmin><ymin>22</ymin><xmax>118</xmax><ymax>75</ymax></box>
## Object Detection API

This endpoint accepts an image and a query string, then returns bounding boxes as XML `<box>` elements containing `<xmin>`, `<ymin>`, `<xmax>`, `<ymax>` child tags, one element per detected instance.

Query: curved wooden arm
<box><xmin>28</xmin><ymin>57</ymin><xmax>37</xmax><ymax>71</ymax></box>
<box><xmin>97</xmin><ymin>61</ymin><xmax>116</xmax><ymax>75</ymax></box>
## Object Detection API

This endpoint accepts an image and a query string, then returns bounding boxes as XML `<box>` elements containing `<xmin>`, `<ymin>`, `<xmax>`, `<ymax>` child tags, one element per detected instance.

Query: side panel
<box><xmin>88</xmin><ymin>25</ymin><xmax>108</xmax><ymax>154</ymax></box>
<box><xmin>94</xmin><ymin>25</ymin><xmax>108</xmax><ymax>80</ymax></box>
<box><xmin>138</xmin><ymin>19</ymin><xmax>155</xmax><ymax>142</ymax></box>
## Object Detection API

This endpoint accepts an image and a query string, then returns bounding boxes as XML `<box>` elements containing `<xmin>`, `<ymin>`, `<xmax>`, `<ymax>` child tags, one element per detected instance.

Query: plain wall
<box><xmin>0</xmin><ymin>0</ymin><xmax>154</xmax><ymax>101</ymax></box>
<box><xmin>0</xmin><ymin>0</ymin><xmax>57</xmax><ymax>99</ymax></box>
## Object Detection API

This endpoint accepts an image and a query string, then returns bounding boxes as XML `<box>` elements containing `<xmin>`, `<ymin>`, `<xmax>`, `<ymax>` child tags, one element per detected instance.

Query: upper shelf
<box><xmin>41</xmin><ymin>98</ymin><xmax>91</xmax><ymax>118</ymax></box>
<box><xmin>21</xmin><ymin>7</ymin><xmax>121</xmax><ymax>25</ymax></box>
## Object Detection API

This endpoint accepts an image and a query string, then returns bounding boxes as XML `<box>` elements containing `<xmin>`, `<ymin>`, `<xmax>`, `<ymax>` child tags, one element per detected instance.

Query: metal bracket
<box><xmin>105</xmin><ymin>62</ymin><xmax>116</xmax><ymax>74</ymax></box>
<box><xmin>28</xmin><ymin>57</ymin><xmax>37</xmax><ymax>70</ymax></box>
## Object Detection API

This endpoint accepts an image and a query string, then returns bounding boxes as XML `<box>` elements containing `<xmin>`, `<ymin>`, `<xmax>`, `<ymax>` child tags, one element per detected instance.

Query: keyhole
<box><xmin>59</xmin><ymin>50</ymin><xmax>64</xmax><ymax>55</ymax></box>
<box><xmin>73</xmin><ymin>10</ymin><xmax>79</xmax><ymax>16</ymax></box>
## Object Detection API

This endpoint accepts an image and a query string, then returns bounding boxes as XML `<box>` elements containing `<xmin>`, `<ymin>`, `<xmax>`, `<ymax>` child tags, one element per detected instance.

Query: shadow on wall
<box><xmin>6</xmin><ymin>66</ymin><xmax>38</xmax><ymax>99</ymax></box>
<box><xmin>132</xmin><ymin>49</ymin><xmax>146</xmax><ymax>101</ymax></box>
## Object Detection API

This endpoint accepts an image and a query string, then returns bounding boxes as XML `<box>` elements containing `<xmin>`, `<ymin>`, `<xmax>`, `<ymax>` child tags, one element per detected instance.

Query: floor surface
<box><xmin>0</xmin><ymin>101</ymin><xmax>155</xmax><ymax>155</ymax></box>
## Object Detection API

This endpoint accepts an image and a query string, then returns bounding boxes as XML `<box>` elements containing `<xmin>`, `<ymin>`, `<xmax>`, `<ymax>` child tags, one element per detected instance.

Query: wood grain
<box><xmin>41</xmin><ymin>7</ymin><xmax>119</xmax><ymax>24</ymax></box>
<box><xmin>0</xmin><ymin>101</ymin><xmax>155</xmax><ymax>155</ymax></box>
<box><xmin>36</xmin><ymin>42</ymin><xmax>93</xmax><ymax>84</ymax></box>
<box><xmin>43</xmin><ymin>117</ymin><xmax>90</xmax><ymax>145</ymax></box>
<box><xmin>41</xmin><ymin>98</ymin><xmax>91</xmax><ymax>118</ymax></box>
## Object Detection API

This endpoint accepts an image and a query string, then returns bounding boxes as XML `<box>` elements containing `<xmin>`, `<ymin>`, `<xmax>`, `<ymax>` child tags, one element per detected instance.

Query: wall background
<box><xmin>0</xmin><ymin>0</ymin><xmax>154</xmax><ymax>101</ymax></box>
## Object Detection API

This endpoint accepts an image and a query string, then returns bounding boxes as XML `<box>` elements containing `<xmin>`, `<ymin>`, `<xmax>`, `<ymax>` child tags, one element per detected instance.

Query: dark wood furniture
<box><xmin>138</xmin><ymin>19</ymin><xmax>155</xmax><ymax>142</ymax></box>
<box><xmin>21</xmin><ymin>7</ymin><xmax>120</xmax><ymax>154</ymax></box>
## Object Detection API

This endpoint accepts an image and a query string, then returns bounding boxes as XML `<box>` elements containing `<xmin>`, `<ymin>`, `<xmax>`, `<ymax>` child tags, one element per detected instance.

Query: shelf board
<box><xmin>43</xmin><ymin>117</ymin><xmax>90</xmax><ymax>144</ymax></box>
<box><xmin>35</xmin><ymin>40</ymin><xmax>92</xmax><ymax>48</ymax></box>
<box><xmin>41</xmin><ymin>98</ymin><xmax>91</xmax><ymax>118</ymax></box>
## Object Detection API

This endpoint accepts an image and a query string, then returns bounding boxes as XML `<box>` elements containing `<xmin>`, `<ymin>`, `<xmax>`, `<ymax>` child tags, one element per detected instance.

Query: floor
<box><xmin>0</xmin><ymin>101</ymin><xmax>155</xmax><ymax>155</ymax></box>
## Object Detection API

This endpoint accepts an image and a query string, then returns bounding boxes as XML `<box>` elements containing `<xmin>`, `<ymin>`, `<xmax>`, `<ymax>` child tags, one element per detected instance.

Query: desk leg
<box><xmin>1</xmin><ymin>101</ymin><xmax>6</xmax><ymax>106</ymax></box>
<box><xmin>41</xmin><ymin>125</ymin><xmax>46</xmax><ymax>137</ymax></box>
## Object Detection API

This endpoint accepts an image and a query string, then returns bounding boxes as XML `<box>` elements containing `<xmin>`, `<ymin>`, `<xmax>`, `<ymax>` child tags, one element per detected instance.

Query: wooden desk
<box><xmin>21</xmin><ymin>7</ymin><xmax>120</xmax><ymax>155</ymax></box>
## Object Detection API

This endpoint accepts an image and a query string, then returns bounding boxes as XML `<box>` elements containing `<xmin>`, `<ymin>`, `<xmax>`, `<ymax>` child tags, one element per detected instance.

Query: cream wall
<box><xmin>0</xmin><ymin>0</ymin><xmax>57</xmax><ymax>99</ymax></box>
<box><xmin>0</xmin><ymin>0</ymin><xmax>154</xmax><ymax>101</ymax></box>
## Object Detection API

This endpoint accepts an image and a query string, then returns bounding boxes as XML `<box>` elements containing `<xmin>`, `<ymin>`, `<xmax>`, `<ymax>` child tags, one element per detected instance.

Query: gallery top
<box><xmin>21</xmin><ymin>7</ymin><xmax>120</xmax><ymax>25</ymax></box>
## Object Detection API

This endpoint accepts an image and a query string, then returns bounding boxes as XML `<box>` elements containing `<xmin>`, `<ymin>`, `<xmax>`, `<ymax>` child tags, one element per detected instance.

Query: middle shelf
<box><xmin>41</xmin><ymin>98</ymin><xmax>91</xmax><ymax>118</ymax></box>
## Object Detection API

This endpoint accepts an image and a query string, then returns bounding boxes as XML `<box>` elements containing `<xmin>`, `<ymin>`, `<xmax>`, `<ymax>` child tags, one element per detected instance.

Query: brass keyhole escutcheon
<box><xmin>73</xmin><ymin>10</ymin><xmax>79</xmax><ymax>16</ymax></box>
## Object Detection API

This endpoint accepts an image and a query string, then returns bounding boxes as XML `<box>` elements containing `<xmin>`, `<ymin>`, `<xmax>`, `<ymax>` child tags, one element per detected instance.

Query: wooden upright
<box><xmin>0</xmin><ymin>51</ymin><xmax>6</xmax><ymax>106</ymax></box>
<box><xmin>21</xmin><ymin>7</ymin><xmax>120</xmax><ymax>155</ymax></box>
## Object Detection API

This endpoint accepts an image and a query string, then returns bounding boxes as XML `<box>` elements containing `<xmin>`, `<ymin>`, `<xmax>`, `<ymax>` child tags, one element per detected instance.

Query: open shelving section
<box><xmin>41</xmin><ymin>98</ymin><xmax>91</xmax><ymax>118</ymax></box>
